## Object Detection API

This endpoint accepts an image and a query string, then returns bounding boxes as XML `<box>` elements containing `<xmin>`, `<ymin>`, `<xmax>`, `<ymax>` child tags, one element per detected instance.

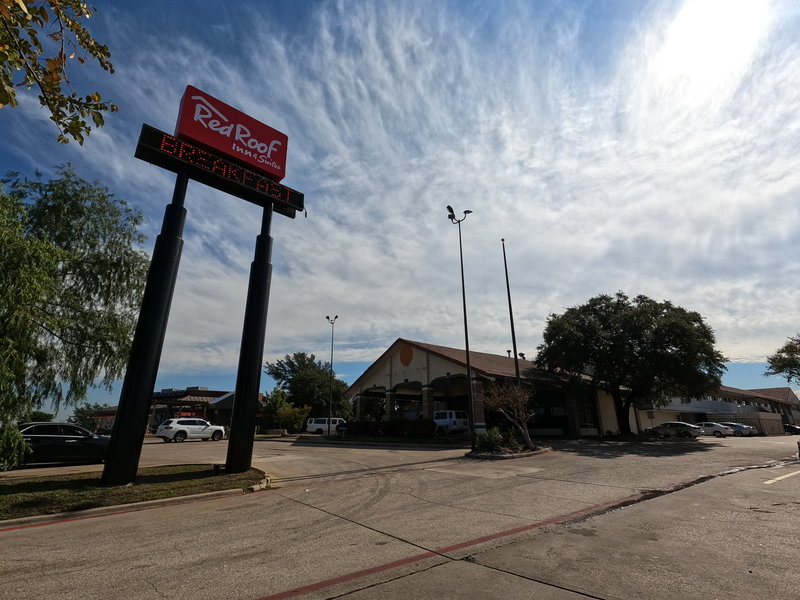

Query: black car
<box><xmin>784</xmin><ymin>423</ymin><xmax>800</xmax><ymax>435</ymax></box>
<box><xmin>17</xmin><ymin>422</ymin><xmax>110</xmax><ymax>465</ymax></box>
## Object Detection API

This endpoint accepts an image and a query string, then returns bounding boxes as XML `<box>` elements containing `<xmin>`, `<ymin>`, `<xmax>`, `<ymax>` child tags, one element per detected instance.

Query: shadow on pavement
<box><xmin>269</xmin><ymin>456</ymin><xmax>464</xmax><ymax>484</ymax></box>
<box><xmin>545</xmin><ymin>438</ymin><xmax>719</xmax><ymax>459</ymax></box>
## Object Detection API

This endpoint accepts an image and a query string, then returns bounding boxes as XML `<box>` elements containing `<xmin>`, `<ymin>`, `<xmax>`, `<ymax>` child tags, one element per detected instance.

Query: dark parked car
<box><xmin>17</xmin><ymin>422</ymin><xmax>110</xmax><ymax>465</ymax></box>
<box><xmin>784</xmin><ymin>423</ymin><xmax>800</xmax><ymax>435</ymax></box>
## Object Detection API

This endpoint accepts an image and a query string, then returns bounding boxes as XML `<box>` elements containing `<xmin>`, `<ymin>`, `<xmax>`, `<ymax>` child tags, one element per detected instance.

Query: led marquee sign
<box><xmin>135</xmin><ymin>124</ymin><xmax>303</xmax><ymax>217</ymax></box>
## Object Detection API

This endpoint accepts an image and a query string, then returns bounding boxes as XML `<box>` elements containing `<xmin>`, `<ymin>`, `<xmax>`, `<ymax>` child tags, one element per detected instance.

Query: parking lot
<box><xmin>1</xmin><ymin>435</ymin><xmax>798</xmax><ymax>599</ymax></box>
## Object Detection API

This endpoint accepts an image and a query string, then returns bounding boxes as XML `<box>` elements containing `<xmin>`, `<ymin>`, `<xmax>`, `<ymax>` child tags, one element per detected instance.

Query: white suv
<box><xmin>155</xmin><ymin>418</ymin><xmax>225</xmax><ymax>443</ymax></box>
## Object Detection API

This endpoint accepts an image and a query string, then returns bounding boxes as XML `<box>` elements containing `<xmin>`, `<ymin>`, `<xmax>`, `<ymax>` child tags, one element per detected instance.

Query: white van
<box><xmin>433</xmin><ymin>410</ymin><xmax>469</xmax><ymax>433</ymax></box>
<box><xmin>306</xmin><ymin>417</ymin><xmax>346</xmax><ymax>435</ymax></box>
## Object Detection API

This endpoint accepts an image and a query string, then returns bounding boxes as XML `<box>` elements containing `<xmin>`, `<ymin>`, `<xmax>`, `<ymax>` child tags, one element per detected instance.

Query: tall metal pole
<box><xmin>326</xmin><ymin>315</ymin><xmax>338</xmax><ymax>431</ymax></box>
<box><xmin>102</xmin><ymin>172</ymin><xmax>188</xmax><ymax>485</ymax></box>
<box><xmin>226</xmin><ymin>203</ymin><xmax>274</xmax><ymax>473</ymax></box>
<box><xmin>447</xmin><ymin>205</ymin><xmax>476</xmax><ymax>451</ymax></box>
<box><xmin>502</xmin><ymin>238</ymin><xmax>521</xmax><ymax>382</ymax></box>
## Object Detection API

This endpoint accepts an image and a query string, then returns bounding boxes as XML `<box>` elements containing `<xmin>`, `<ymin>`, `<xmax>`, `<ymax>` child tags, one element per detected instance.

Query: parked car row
<box><xmin>645</xmin><ymin>420</ymin><xmax>800</xmax><ymax>438</ymax></box>
<box><xmin>5</xmin><ymin>416</ymin><xmax>797</xmax><ymax>469</ymax></box>
<box><xmin>645</xmin><ymin>421</ymin><xmax>759</xmax><ymax>438</ymax></box>
<box><xmin>7</xmin><ymin>417</ymin><xmax>229</xmax><ymax>467</ymax></box>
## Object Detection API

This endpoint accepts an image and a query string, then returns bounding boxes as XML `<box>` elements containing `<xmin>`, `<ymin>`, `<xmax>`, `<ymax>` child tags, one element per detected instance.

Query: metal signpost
<box><xmin>102</xmin><ymin>87</ymin><xmax>303</xmax><ymax>484</ymax></box>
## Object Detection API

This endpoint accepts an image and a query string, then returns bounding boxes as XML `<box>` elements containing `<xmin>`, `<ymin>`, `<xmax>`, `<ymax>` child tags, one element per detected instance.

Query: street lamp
<box><xmin>447</xmin><ymin>205</ymin><xmax>476</xmax><ymax>451</ymax></box>
<box><xmin>501</xmin><ymin>238</ymin><xmax>520</xmax><ymax>382</ymax></box>
<box><xmin>325</xmin><ymin>315</ymin><xmax>338</xmax><ymax>431</ymax></box>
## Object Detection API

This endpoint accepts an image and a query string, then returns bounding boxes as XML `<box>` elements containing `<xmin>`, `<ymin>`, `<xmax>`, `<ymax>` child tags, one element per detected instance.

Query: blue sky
<box><xmin>2</xmin><ymin>0</ymin><xmax>798</xmax><ymax>414</ymax></box>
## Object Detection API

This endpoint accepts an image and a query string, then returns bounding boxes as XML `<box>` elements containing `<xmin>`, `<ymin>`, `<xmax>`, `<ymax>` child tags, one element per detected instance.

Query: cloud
<box><xmin>2</xmin><ymin>0</ymin><xmax>798</xmax><ymax>378</ymax></box>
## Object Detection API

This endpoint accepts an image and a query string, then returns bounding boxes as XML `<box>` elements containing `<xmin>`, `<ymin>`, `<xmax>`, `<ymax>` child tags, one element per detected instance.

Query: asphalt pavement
<box><xmin>1</xmin><ymin>435</ymin><xmax>798</xmax><ymax>600</ymax></box>
<box><xmin>342</xmin><ymin>464</ymin><xmax>800</xmax><ymax>599</ymax></box>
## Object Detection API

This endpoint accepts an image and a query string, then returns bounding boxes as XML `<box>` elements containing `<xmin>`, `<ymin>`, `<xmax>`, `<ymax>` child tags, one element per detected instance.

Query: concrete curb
<box><xmin>0</xmin><ymin>476</ymin><xmax>273</xmax><ymax>530</ymax></box>
<box><xmin>465</xmin><ymin>447</ymin><xmax>552</xmax><ymax>460</ymax></box>
<box><xmin>256</xmin><ymin>435</ymin><xmax>470</xmax><ymax>450</ymax></box>
<box><xmin>248</xmin><ymin>475</ymin><xmax>271</xmax><ymax>492</ymax></box>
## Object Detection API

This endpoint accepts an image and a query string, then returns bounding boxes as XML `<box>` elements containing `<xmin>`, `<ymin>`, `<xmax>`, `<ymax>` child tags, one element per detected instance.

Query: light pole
<box><xmin>447</xmin><ymin>205</ymin><xmax>476</xmax><ymax>451</ymax></box>
<box><xmin>325</xmin><ymin>315</ymin><xmax>338</xmax><ymax>432</ymax></box>
<box><xmin>501</xmin><ymin>238</ymin><xmax>520</xmax><ymax>382</ymax></box>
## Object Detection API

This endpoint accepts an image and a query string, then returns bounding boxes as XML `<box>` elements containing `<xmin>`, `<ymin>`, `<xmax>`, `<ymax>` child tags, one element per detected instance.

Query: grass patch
<box><xmin>0</xmin><ymin>464</ymin><xmax>265</xmax><ymax>521</ymax></box>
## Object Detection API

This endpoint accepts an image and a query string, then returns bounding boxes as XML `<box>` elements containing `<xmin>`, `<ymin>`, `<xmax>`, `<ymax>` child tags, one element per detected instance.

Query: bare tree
<box><xmin>482</xmin><ymin>380</ymin><xmax>537</xmax><ymax>450</ymax></box>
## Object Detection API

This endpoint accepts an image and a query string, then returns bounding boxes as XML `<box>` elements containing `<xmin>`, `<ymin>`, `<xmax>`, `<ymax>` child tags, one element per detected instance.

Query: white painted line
<box><xmin>764</xmin><ymin>469</ymin><xmax>800</xmax><ymax>485</ymax></box>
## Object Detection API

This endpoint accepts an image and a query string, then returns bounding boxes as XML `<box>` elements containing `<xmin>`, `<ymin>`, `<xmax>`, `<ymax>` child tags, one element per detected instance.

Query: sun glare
<box><xmin>652</xmin><ymin>0</ymin><xmax>774</xmax><ymax>101</ymax></box>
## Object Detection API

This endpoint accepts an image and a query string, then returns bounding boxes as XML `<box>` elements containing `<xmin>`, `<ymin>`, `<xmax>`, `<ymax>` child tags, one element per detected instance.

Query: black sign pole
<box><xmin>101</xmin><ymin>173</ymin><xmax>189</xmax><ymax>485</ymax></box>
<box><xmin>225</xmin><ymin>202</ymin><xmax>274</xmax><ymax>473</ymax></box>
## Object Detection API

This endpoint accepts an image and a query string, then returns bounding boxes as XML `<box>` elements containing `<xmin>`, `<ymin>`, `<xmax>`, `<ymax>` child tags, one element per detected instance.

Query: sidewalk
<box><xmin>337</xmin><ymin>460</ymin><xmax>800</xmax><ymax>599</ymax></box>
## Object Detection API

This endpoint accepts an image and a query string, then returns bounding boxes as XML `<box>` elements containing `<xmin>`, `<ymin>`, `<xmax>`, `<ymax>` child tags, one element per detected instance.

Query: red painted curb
<box><xmin>256</xmin><ymin>492</ymin><xmax>646</xmax><ymax>600</ymax></box>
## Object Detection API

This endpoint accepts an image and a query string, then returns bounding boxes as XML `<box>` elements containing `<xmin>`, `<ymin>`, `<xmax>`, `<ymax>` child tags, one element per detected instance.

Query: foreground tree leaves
<box><xmin>0</xmin><ymin>0</ymin><xmax>116</xmax><ymax>143</ymax></box>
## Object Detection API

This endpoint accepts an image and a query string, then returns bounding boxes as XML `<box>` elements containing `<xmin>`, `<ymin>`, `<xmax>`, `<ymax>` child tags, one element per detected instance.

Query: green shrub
<box><xmin>476</xmin><ymin>427</ymin><xmax>504</xmax><ymax>453</ymax></box>
<box><xmin>381</xmin><ymin>420</ymin><xmax>405</xmax><ymax>437</ymax></box>
<box><xmin>349</xmin><ymin>421</ymin><xmax>381</xmax><ymax>436</ymax></box>
<box><xmin>405</xmin><ymin>418</ymin><xmax>436</xmax><ymax>438</ymax></box>
<box><xmin>0</xmin><ymin>426</ymin><xmax>30</xmax><ymax>471</ymax></box>
<box><xmin>504</xmin><ymin>431</ymin><xmax>523</xmax><ymax>453</ymax></box>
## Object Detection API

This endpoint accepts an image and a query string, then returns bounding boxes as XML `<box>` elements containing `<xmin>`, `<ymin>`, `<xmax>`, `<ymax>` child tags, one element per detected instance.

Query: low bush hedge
<box><xmin>347</xmin><ymin>419</ymin><xmax>437</xmax><ymax>438</ymax></box>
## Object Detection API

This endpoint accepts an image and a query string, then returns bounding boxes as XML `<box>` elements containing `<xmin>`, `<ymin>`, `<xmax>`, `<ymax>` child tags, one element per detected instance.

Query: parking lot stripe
<box><xmin>763</xmin><ymin>469</ymin><xmax>800</xmax><ymax>485</ymax></box>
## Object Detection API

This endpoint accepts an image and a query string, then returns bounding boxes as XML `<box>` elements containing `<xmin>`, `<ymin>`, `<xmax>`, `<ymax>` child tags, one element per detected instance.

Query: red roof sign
<box><xmin>176</xmin><ymin>85</ymin><xmax>288</xmax><ymax>181</ymax></box>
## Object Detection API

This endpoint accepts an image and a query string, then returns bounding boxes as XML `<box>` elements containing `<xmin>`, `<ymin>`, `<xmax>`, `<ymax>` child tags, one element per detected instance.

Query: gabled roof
<box><xmin>747</xmin><ymin>387</ymin><xmax>800</xmax><ymax>406</ymax></box>
<box><xmin>407</xmin><ymin>339</ymin><xmax>529</xmax><ymax>378</ymax></box>
<box><xmin>346</xmin><ymin>339</ymin><xmax>800</xmax><ymax>409</ymax></box>
<box><xmin>345</xmin><ymin>338</ymin><xmax>555</xmax><ymax>396</ymax></box>
<box><xmin>718</xmin><ymin>385</ymin><xmax>799</xmax><ymax>407</ymax></box>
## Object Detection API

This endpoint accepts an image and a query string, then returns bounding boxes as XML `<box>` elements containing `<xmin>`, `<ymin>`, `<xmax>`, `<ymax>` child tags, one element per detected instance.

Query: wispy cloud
<box><xmin>2</xmin><ymin>0</ymin><xmax>798</xmax><ymax>380</ymax></box>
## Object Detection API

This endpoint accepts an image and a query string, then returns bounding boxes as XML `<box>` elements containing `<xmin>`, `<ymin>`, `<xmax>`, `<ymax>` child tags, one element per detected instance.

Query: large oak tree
<box><xmin>765</xmin><ymin>335</ymin><xmax>800</xmax><ymax>385</ymax></box>
<box><xmin>536</xmin><ymin>292</ymin><xmax>726</xmax><ymax>435</ymax></box>
<box><xmin>264</xmin><ymin>352</ymin><xmax>351</xmax><ymax>419</ymax></box>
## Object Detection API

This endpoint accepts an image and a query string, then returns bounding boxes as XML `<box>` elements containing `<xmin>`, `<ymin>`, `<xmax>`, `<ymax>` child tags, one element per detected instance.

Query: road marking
<box><xmin>764</xmin><ymin>469</ymin><xmax>800</xmax><ymax>485</ymax></box>
<box><xmin>255</xmin><ymin>492</ymin><xmax>645</xmax><ymax>600</ymax></box>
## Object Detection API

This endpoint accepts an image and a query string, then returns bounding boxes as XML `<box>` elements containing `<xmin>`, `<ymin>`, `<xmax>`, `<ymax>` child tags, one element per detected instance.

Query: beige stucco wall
<box><xmin>597</xmin><ymin>390</ymin><xmax>618</xmax><ymax>434</ymax></box>
<box><xmin>350</xmin><ymin>343</ymin><xmax>467</xmax><ymax>394</ymax></box>
<box><xmin>637</xmin><ymin>410</ymin><xmax>676</xmax><ymax>430</ymax></box>
<box><xmin>389</xmin><ymin>345</ymin><xmax>425</xmax><ymax>384</ymax></box>
<box><xmin>387</xmin><ymin>346</ymin><xmax>467</xmax><ymax>387</ymax></box>
<box><xmin>428</xmin><ymin>354</ymin><xmax>465</xmax><ymax>379</ymax></box>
